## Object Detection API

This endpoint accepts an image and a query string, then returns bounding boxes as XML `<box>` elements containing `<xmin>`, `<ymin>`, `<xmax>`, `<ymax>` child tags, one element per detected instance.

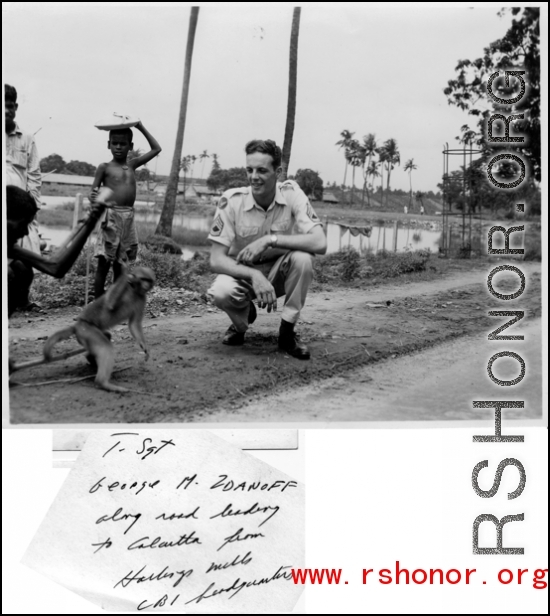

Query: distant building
<box><xmin>322</xmin><ymin>191</ymin><xmax>339</xmax><ymax>204</ymax></box>
<box><xmin>153</xmin><ymin>178</ymin><xmax>216</xmax><ymax>199</ymax></box>
<box><xmin>42</xmin><ymin>173</ymin><xmax>94</xmax><ymax>188</ymax></box>
<box><xmin>185</xmin><ymin>184</ymin><xmax>218</xmax><ymax>200</ymax></box>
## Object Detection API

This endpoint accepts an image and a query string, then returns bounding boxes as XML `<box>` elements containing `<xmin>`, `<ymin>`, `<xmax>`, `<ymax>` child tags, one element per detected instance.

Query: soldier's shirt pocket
<box><xmin>236</xmin><ymin>225</ymin><xmax>259</xmax><ymax>238</ymax></box>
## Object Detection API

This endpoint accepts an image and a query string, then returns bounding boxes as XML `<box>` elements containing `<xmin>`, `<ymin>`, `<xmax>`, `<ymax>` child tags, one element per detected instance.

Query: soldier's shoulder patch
<box><xmin>210</xmin><ymin>214</ymin><xmax>224</xmax><ymax>237</ymax></box>
<box><xmin>306</xmin><ymin>201</ymin><xmax>320</xmax><ymax>222</ymax></box>
<box><xmin>279</xmin><ymin>179</ymin><xmax>297</xmax><ymax>191</ymax></box>
<box><xmin>224</xmin><ymin>186</ymin><xmax>249</xmax><ymax>199</ymax></box>
<box><xmin>217</xmin><ymin>196</ymin><xmax>228</xmax><ymax>210</ymax></box>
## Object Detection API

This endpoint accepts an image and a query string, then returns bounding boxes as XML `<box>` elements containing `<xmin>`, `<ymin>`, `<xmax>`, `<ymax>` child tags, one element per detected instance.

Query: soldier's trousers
<box><xmin>207</xmin><ymin>250</ymin><xmax>314</xmax><ymax>332</ymax></box>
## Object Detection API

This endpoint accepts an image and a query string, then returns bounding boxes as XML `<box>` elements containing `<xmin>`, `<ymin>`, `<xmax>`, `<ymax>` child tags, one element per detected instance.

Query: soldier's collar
<box><xmin>244</xmin><ymin>183</ymin><xmax>287</xmax><ymax>211</ymax></box>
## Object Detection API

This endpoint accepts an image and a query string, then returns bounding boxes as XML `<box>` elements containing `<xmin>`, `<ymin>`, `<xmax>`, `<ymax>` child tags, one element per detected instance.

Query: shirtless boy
<box><xmin>90</xmin><ymin>121</ymin><xmax>161</xmax><ymax>297</ymax></box>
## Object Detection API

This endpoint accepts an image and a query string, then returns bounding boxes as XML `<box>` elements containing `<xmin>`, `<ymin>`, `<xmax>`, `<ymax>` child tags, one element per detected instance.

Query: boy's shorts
<box><xmin>94</xmin><ymin>207</ymin><xmax>138</xmax><ymax>264</ymax></box>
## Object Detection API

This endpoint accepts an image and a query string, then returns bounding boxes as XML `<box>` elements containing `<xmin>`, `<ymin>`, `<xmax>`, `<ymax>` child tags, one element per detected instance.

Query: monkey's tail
<box><xmin>43</xmin><ymin>326</ymin><xmax>77</xmax><ymax>361</ymax></box>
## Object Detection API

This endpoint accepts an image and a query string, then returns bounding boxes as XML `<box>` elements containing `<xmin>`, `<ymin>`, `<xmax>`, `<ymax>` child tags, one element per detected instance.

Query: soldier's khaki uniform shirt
<box><xmin>207</xmin><ymin>180</ymin><xmax>322</xmax><ymax>262</ymax></box>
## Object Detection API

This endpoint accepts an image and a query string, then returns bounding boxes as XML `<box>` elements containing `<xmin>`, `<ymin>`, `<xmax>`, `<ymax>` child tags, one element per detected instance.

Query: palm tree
<box><xmin>355</xmin><ymin>143</ymin><xmax>367</xmax><ymax>206</ymax></box>
<box><xmin>347</xmin><ymin>138</ymin><xmax>362</xmax><ymax>204</ymax></box>
<box><xmin>281</xmin><ymin>7</ymin><xmax>301</xmax><ymax>180</ymax></box>
<box><xmin>365</xmin><ymin>160</ymin><xmax>380</xmax><ymax>207</ymax></box>
<box><xmin>404</xmin><ymin>158</ymin><xmax>417</xmax><ymax>209</ymax></box>
<box><xmin>180</xmin><ymin>155</ymin><xmax>191</xmax><ymax>201</ymax></box>
<box><xmin>211</xmin><ymin>153</ymin><xmax>220</xmax><ymax>171</ymax></box>
<box><xmin>360</xmin><ymin>134</ymin><xmax>377</xmax><ymax>207</ymax></box>
<box><xmin>189</xmin><ymin>154</ymin><xmax>197</xmax><ymax>181</ymax></box>
<box><xmin>199</xmin><ymin>149</ymin><xmax>209</xmax><ymax>178</ymax></box>
<box><xmin>336</xmin><ymin>129</ymin><xmax>355</xmax><ymax>188</ymax></box>
<box><xmin>380</xmin><ymin>138</ymin><xmax>400</xmax><ymax>205</ymax></box>
<box><xmin>376</xmin><ymin>146</ymin><xmax>387</xmax><ymax>206</ymax></box>
<box><xmin>156</xmin><ymin>6</ymin><xmax>199</xmax><ymax>237</ymax></box>
<box><xmin>415</xmin><ymin>190</ymin><xmax>425</xmax><ymax>213</ymax></box>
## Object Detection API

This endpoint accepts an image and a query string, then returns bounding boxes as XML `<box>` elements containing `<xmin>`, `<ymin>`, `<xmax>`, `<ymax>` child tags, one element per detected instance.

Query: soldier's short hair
<box><xmin>245</xmin><ymin>139</ymin><xmax>282</xmax><ymax>169</ymax></box>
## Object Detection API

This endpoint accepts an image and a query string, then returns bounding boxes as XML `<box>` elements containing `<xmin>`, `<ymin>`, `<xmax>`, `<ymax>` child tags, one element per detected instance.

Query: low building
<box><xmin>322</xmin><ymin>191</ymin><xmax>339</xmax><ymax>204</ymax></box>
<box><xmin>185</xmin><ymin>184</ymin><xmax>218</xmax><ymax>200</ymax></box>
<box><xmin>42</xmin><ymin>173</ymin><xmax>94</xmax><ymax>188</ymax></box>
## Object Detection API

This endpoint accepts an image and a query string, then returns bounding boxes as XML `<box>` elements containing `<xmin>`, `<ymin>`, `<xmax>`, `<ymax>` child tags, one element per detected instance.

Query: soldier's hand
<box><xmin>251</xmin><ymin>271</ymin><xmax>277</xmax><ymax>312</ymax></box>
<box><xmin>236</xmin><ymin>235</ymin><xmax>271</xmax><ymax>265</ymax></box>
<box><xmin>89</xmin><ymin>188</ymin><xmax>98</xmax><ymax>204</ymax></box>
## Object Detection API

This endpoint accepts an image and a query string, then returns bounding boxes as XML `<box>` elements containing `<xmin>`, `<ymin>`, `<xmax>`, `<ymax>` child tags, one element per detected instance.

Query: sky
<box><xmin>2</xmin><ymin>2</ymin><xmax>544</xmax><ymax>192</ymax></box>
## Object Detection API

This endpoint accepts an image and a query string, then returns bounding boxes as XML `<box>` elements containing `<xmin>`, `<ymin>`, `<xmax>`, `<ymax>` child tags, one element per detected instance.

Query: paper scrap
<box><xmin>52</xmin><ymin>429</ymin><xmax>299</xmax><ymax>453</ymax></box>
<box><xmin>23</xmin><ymin>430</ymin><xmax>304</xmax><ymax>613</ymax></box>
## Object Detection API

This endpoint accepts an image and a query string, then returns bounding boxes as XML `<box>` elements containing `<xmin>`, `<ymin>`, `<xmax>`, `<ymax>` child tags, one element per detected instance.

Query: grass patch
<box><xmin>174</xmin><ymin>201</ymin><xmax>216</xmax><ymax>216</ymax></box>
<box><xmin>32</xmin><ymin>247</ymin><xmax>97</xmax><ymax>308</ymax></box>
<box><xmin>524</xmin><ymin>227</ymin><xmax>542</xmax><ymax>261</ymax></box>
<box><xmin>138</xmin><ymin>248</ymin><xmax>214</xmax><ymax>292</ymax></box>
<box><xmin>30</xmin><ymin>244</ymin><xmax>215</xmax><ymax>309</ymax></box>
<box><xmin>136</xmin><ymin>222</ymin><xmax>210</xmax><ymax>247</ymax></box>
<box><xmin>313</xmin><ymin>247</ymin><xmax>431</xmax><ymax>287</ymax></box>
<box><xmin>37</xmin><ymin>207</ymin><xmax>74</xmax><ymax>227</ymax></box>
<box><xmin>30</xmin><ymin>246</ymin><xmax>432</xmax><ymax>310</ymax></box>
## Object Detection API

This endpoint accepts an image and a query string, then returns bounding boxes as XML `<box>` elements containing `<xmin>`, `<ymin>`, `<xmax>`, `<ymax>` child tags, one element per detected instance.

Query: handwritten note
<box><xmin>23</xmin><ymin>431</ymin><xmax>304</xmax><ymax>613</ymax></box>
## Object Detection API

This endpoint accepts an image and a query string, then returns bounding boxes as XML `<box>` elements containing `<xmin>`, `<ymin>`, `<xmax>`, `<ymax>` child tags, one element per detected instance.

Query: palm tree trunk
<box><xmin>281</xmin><ymin>7</ymin><xmax>301</xmax><ymax>181</ymax></box>
<box><xmin>343</xmin><ymin>160</ymin><xmax>348</xmax><ymax>187</ymax></box>
<box><xmin>409</xmin><ymin>172</ymin><xmax>413</xmax><ymax>208</ymax></box>
<box><xmin>156</xmin><ymin>7</ymin><xmax>199</xmax><ymax>237</ymax></box>
<box><xmin>379</xmin><ymin>165</ymin><xmax>384</xmax><ymax>206</ymax></box>
<box><xmin>365</xmin><ymin>154</ymin><xmax>373</xmax><ymax>208</ymax></box>
<box><xmin>361</xmin><ymin>166</ymin><xmax>366</xmax><ymax>207</ymax></box>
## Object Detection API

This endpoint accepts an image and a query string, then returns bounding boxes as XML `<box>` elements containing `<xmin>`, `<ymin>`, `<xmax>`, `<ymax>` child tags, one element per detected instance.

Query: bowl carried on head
<box><xmin>94</xmin><ymin>112</ymin><xmax>140</xmax><ymax>131</ymax></box>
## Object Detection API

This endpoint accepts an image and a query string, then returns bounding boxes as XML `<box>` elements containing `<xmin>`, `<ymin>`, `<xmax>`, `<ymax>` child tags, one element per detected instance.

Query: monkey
<box><xmin>43</xmin><ymin>266</ymin><xmax>156</xmax><ymax>393</ymax></box>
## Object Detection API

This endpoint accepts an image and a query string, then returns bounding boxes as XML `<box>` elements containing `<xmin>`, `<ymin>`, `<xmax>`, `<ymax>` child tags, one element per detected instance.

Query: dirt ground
<box><xmin>8</xmin><ymin>262</ymin><xmax>542</xmax><ymax>424</ymax></box>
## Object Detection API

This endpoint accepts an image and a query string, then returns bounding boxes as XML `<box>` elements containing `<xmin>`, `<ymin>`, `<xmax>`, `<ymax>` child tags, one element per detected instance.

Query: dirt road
<box><xmin>8</xmin><ymin>262</ymin><xmax>542</xmax><ymax>424</ymax></box>
<box><xmin>233</xmin><ymin>317</ymin><xmax>543</xmax><ymax>423</ymax></box>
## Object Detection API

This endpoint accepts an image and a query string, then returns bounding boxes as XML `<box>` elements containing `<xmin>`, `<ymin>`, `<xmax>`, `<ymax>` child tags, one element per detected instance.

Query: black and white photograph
<box><xmin>3</xmin><ymin>3</ymin><xmax>547</xmax><ymax>614</ymax></box>
<box><xmin>4</xmin><ymin>3</ymin><xmax>543</xmax><ymax>425</ymax></box>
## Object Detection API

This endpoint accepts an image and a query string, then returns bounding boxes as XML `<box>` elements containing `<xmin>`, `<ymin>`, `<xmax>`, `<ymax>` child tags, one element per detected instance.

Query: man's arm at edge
<box><xmin>8</xmin><ymin>205</ymin><xmax>106</xmax><ymax>278</ymax></box>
